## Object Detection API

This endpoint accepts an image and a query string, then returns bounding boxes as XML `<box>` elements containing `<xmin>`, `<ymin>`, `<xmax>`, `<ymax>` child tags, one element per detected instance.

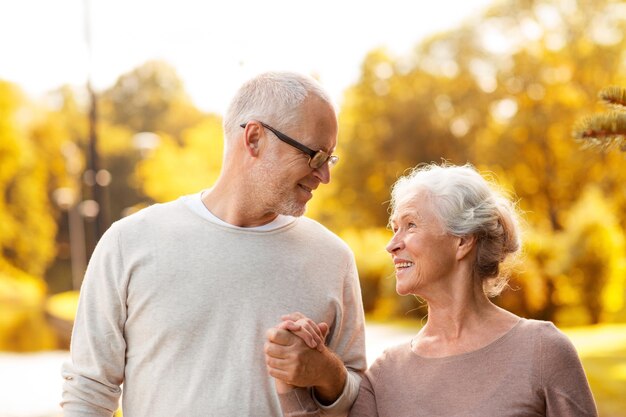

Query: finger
<box><xmin>265</xmin><ymin>353</ymin><xmax>289</xmax><ymax>370</ymax></box>
<box><xmin>264</xmin><ymin>341</ymin><xmax>289</xmax><ymax>359</ymax></box>
<box><xmin>316</xmin><ymin>322</ymin><xmax>329</xmax><ymax>351</ymax></box>
<box><xmin>281</xmin><ymin>312</ymin><xmax>305</xmax><ymax>322</ymax></box>
<box><xmin>299</xmin><ymin>318</ymin><xmax>324</xmax><ymax>341</ymax></box>
<box><xmin>291</xmin><ymin>328</ymin><xmax>318</xmax><ymax>349</ymax></box>
<box><xmin>276</xmin><ymin>320</ymin><xmax>318</xmax><ymax>349</ymax></box>
<box><xmin>318</xmin><ymin>322</ymin><xmax>329</xmax><ymax>339</ymax></box>
<box><xmin>266</xmin><ymin>328</ymin><xmax>297</xmax><ymax>346</ymax></box>
<box><xmin>297</xmin><ymin>320</ymin><xmax>323</xmax><ymax>347</ymax></box>
<box><xmin>276</xmin><ymin>320</ymin><xmax>301</xmax><ymax>332</ymax></box>
<box><xmin>267</xmin><ymin>366</ymin><xmax>294</xmax><ymax>385</ymax></box>
<box><xmin>294</xmin><ymin>318</ymin><xmax>326</xmax><ymax>347</ymax></box>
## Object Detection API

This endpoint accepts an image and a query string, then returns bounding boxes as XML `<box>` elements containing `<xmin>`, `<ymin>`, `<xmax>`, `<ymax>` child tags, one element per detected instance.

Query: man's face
<box><xmin>252</xmin><ymin>97</ymin><xmax>338</xmax><ymax>217</ymax></box>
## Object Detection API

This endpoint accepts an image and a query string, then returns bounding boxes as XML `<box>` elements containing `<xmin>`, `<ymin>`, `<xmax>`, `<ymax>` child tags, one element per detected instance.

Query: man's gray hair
<box><xmin>389</xmin><ymin>163</ymin><xmax>522</xmax><ymax>297</ymax></box>
<box><xmin>223</xmin><ymin>71</ymin><xmax>335</xmax><ymax>145</ymax></box>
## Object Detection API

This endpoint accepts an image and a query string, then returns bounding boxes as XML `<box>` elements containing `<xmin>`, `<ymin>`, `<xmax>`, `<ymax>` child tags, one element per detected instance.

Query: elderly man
<box><xmin>61</xmin><ymin>71</ymin><xmax>366</xmax><ymax>417</ymax></box>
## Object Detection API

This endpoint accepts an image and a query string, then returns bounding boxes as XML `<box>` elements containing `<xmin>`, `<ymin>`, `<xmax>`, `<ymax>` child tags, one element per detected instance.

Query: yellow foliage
<box><xmin>98</xmin><ymin>123</ymin><xmax>136</xmax><ymax>155</ymax></box>
<box><xmin>0</xmin><ymin>80</ymin><xmax>60</xmax><ymax>277</ymax></box>
<box><xmin>137</xmin><ymin>117</ymin><xmax>223</xmax><ymax>202</ymax></box>
<box><xmin>561</xmin><ymin>187</ymin><xmax>626</xmax><ymax>315</ymax></box>
<box><xmin>0</xmin><ymin>266</ymin><xmax>57</xmax><ymax>351</ymax></box>
<box><xmin>46</xmin><ymin>290</ymin><xmax>80</xmax><ymax>322</ymax></box>
<box><xmin>339</xmin><ymin>228</ymin><xmax>396</xmax><ymax>314</ymax></box>
<box><xmin>340</xmin><ymin>227</ymin><xmax>393</xmax><ymax>279</ymax></box>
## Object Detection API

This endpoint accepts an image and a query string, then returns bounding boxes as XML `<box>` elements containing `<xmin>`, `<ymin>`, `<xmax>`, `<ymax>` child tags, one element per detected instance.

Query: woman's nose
<box><xmin>386</xmin><ymin>234</ymin><xmax>403</xmax><ymax>254</ymax></box>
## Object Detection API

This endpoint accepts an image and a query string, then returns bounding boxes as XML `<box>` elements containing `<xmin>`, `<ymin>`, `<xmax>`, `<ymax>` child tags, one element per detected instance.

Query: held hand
<box><xmin>265</xmin><ymin>326</ymin><xmax>328</xmax><ymax>388</ymax></box>
<box><xmin>265</xmin><ymin>321</ymin><xmax>345</xmax><ymax>404</ymax></box>
<box><xmin>277</xmin><ymin>313</ymin><xmax>329</xmax><ymax>351</ymax></box>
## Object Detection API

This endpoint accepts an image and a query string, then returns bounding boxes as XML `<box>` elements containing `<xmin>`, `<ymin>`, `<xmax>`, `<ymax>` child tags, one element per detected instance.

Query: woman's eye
<box><xmin>408</xmin><ymin>222</ymin><xmax>417</xmax><ymax>228</ymax></box>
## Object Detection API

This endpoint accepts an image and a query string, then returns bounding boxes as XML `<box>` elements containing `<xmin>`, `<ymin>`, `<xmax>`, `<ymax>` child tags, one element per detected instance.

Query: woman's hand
<box><xmin>277</xmin><ymin>312</ymin><xmax>329</xmax><ymax>351</ymax></box>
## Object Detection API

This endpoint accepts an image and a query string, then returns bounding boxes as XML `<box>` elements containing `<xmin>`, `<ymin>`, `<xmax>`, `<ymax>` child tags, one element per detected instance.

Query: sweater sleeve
<box><xmin>313</xmin><ymin>255</ymin><xmax>367</xmax><ymax>416</ymax></box>
<box><xmin>61</xmin><ymin>223</ymin><xmax>128</xmax><ymax>417</ymax></box>
<box><xmin>540</xmin><ymin>324</ymin><xmax>598</xmax><ymax>417</ymax></box>
<box><xmin>279</xmin><ymin>388</ymin><xmax>321</xmax><ymax>417</ymax></box>
<box><xmin>347</xmin><ymin>369</ymin><xmax>379</xmax><ymax>417</ymax></box>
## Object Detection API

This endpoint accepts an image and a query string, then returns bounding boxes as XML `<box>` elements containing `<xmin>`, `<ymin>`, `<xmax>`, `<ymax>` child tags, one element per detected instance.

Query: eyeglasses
<box><xmin>240</xmin><ymin>121</ymin><xmax>338</xmax><ymax>169</ymax></box>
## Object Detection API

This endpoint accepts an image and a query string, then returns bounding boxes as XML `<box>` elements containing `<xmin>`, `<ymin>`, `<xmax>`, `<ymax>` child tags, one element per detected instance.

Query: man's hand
<box><xmin>265</xmin><ymin>313</ymin><xmax>347</xmax><ymax>404</ymax></box>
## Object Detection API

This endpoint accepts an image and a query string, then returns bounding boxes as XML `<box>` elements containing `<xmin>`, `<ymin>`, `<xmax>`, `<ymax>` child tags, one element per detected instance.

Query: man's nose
<box><xmin>313</xmin><ymin>163</ymin><xmax>331</xmax><ymax>184</ymax></box>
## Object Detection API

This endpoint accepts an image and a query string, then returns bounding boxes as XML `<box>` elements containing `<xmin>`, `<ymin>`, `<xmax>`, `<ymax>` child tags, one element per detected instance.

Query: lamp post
<box><xmin>84</xmin><ymin>0</ymin><xmax>110</xmax><ymax>241</ymax></box>
<box><xmin>53</xmin><ymin>142</ymin><xmax>87</xmax><ymax>291</ymax></box>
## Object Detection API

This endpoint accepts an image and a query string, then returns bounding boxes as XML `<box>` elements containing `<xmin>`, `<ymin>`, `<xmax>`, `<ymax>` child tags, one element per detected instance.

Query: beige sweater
<box><xmin>61</xmin><ymin>196</ymin><xmax>366</xmax><ymax>417</ymax></box>
<box><xmin>280</xmin><ymin>319</ymin><xmax>597</xmax><ymax>417</ymax></box>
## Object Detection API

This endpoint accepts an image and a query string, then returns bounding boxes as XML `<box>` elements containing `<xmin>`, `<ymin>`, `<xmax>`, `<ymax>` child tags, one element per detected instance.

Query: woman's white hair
<box><xmin>223</xmin><ymin>71</ymin><xmax>335</xmax><ymax>147</ymax></box>
<box><xmin>389</xmin><ymin>163</ymin><xmax>521</xmax><ymax>297</ymax></box>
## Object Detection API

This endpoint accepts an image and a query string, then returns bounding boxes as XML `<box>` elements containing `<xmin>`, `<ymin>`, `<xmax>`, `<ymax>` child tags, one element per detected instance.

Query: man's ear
<box><xmin>456</xmin><ymin>234</ymin><xmax>476</xmax><ymax>261</ymax></box>
<box><xmin>243</xmin><ymin>122</ymin><xmax>262</xmax><ymax>156</ymax></box>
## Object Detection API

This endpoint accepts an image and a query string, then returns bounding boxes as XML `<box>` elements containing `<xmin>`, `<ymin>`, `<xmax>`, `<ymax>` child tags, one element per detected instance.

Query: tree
<box><xmin>96</xmin><ymin>60</ymin><xmax>210</xmax><ymax>220</ymax></box>
<box><xmin>0</xmin><ymin>81</ymin><xmax>70</xmax><ymax>350</ymax></box>
<box><xmin>320</xmin><ymin>0</ymin><xmax>626</xmax><ymax>322</ymax></box>
<box><xmin>136</xmin><ymin>116</ymin><xmax>224</xmax><ymax>203</ymax></box>
<box><xmin>0</xmin><ymin>81</ymin><xmax>65</xmax><ymax>277</ymax></box>
<box><xmin>100</xmin><ymin>60</ymin><xmax>204</xmax><ymax>137</ymax></box>
<box><xmin>573</xmin><ymin>86</ymin><xmax>626</xmax><ymax>151</ymax></box>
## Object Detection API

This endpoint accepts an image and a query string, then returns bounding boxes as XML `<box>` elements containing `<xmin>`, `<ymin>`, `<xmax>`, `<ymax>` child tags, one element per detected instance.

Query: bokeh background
<box><xmin>1</xmin><ymin>0</ymin><xmax>625</xmax><ymax>416</ymax></box>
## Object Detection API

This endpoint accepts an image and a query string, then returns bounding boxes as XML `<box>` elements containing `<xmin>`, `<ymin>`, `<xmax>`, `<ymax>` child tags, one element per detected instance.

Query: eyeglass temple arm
<box><xmin>240</xmin><ymin>122</ymin><xmax>316</xmax><ymax>158</ymax></box>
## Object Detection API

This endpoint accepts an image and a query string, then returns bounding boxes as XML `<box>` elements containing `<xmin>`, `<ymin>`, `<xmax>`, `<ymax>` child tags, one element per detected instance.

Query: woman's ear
<box><xmin>456</xmin><ymin>234</ymin><xmax>476</xmax><ymax>260</ymax></box>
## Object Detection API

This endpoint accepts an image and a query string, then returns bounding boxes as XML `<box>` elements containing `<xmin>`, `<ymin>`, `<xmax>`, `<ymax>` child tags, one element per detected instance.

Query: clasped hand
<box><xmin>264</xmin><ymin>312</ymin><xmax>329</xmax><ymax>393</ymax></box>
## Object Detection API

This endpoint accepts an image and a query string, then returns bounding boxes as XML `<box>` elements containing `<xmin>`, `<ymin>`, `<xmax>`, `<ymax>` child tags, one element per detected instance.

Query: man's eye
<box><xmin>408</xmin><ymin>222</ymin><xmax>416</xmax><ymax>228</ymax></box>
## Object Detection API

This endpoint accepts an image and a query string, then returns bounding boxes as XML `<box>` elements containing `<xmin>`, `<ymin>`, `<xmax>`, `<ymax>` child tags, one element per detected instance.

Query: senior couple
<box><xmin>62</xmin><ymin>71</ymin><xmax>597</xmax><ymax>416</ymax></box>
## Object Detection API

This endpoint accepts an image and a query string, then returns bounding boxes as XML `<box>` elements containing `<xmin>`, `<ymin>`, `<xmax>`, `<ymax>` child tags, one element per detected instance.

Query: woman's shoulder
<box><xmin>517</xmin><ymin>318</ymin><xmax>570</xmax><ymax>342</ymax></box>
<box><xmin>516</xmin><ymin>318</ymin><xmax>580</xmax><ymax>361</ymax></box>
<box><xmin>368</xmin><ymin>342</ymin><xmax>413</xmax><ymax>372</ymax></box>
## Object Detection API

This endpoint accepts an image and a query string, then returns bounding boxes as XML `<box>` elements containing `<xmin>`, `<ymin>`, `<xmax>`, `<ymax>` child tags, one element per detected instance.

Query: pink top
<box><xmin>280</xmin><ymin>318</ymin><xmax>597</xmax><ymax>417</ymax></box>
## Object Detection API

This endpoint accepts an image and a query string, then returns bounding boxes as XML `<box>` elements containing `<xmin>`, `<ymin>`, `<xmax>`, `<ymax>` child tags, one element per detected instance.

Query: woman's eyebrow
<box><xmin>397</xmin><ymin>211</ymin><xmax>422</xmax><ymax>222</ymax></box>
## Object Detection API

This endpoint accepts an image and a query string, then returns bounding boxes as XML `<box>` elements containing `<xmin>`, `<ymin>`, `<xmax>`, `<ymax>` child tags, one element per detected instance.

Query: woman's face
<box><xmin>386</xmin><ymin>190</ymin><xmax>459</xmax><ymax>296</ymax></box>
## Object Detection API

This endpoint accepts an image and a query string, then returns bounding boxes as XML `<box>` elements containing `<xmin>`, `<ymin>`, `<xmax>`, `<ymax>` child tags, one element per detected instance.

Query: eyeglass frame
<box><xmin>240</xmin><ymin>121</ymin><xmax>338</xmax><ymax>169</ymax></box>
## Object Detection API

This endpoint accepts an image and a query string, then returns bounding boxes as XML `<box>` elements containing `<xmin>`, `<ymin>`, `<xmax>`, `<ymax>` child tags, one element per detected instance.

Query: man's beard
<box><xmin>250</xmin><ymin>161</ymin><xmax>308</xmax><ymax>218</ymax></box>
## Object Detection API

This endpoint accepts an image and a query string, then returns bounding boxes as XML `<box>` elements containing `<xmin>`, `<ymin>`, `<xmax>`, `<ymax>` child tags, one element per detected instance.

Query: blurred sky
<box><xmin>0</xmin><ymin>0</ymin><xmax>494</xmax><ymax>115</ymax></box>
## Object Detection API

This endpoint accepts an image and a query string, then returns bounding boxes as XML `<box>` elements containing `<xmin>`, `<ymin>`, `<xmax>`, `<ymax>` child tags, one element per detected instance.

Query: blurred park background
<box><xmin>1</xmin><ymin>0</ymin><xmax>626</xmax><ymax>415</ymax></box>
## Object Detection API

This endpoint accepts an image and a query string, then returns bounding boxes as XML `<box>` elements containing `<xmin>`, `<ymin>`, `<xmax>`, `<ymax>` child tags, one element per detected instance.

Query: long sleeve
<box><xmin>347</xmin><ymin>370</ymin><xmax>378</xmax><ymax>417</ymax></box>
<box><xmin>279</xmin><ymin>389</ymin><xmax>321</xmax><ymax>417</ymax></box>
<box><xmin>61</xmin><ymin>223</ymin><xmax>127</xmax><ymax>416</ymax></box>
<box><xmin>314</xmin><ymin>255</ymin><xmax>367</xmax><ymax>416</ymax></box>
<box><xmin>541</xmin><ymin>324</ymin><xmax>598</xmax><ymax>416</ymax></box>
<box><xmin>61</xmin><ymin>201</ymin><xmax>366</xmax><ymax>417</ymax></box>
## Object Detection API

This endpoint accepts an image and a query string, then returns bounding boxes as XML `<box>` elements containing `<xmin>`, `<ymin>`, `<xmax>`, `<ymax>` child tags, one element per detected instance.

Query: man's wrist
<box><xmin>312</xmin><ymin>351</ymin><xmax>347</xmax><ymax>405</ymax></box>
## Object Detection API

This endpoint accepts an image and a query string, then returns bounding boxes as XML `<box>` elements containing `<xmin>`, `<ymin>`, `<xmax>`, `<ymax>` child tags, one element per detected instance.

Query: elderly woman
<box><xmin>268</xmin><ymin>163</ymin><xmax>597</xmax><ymax>416</ymax></box>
